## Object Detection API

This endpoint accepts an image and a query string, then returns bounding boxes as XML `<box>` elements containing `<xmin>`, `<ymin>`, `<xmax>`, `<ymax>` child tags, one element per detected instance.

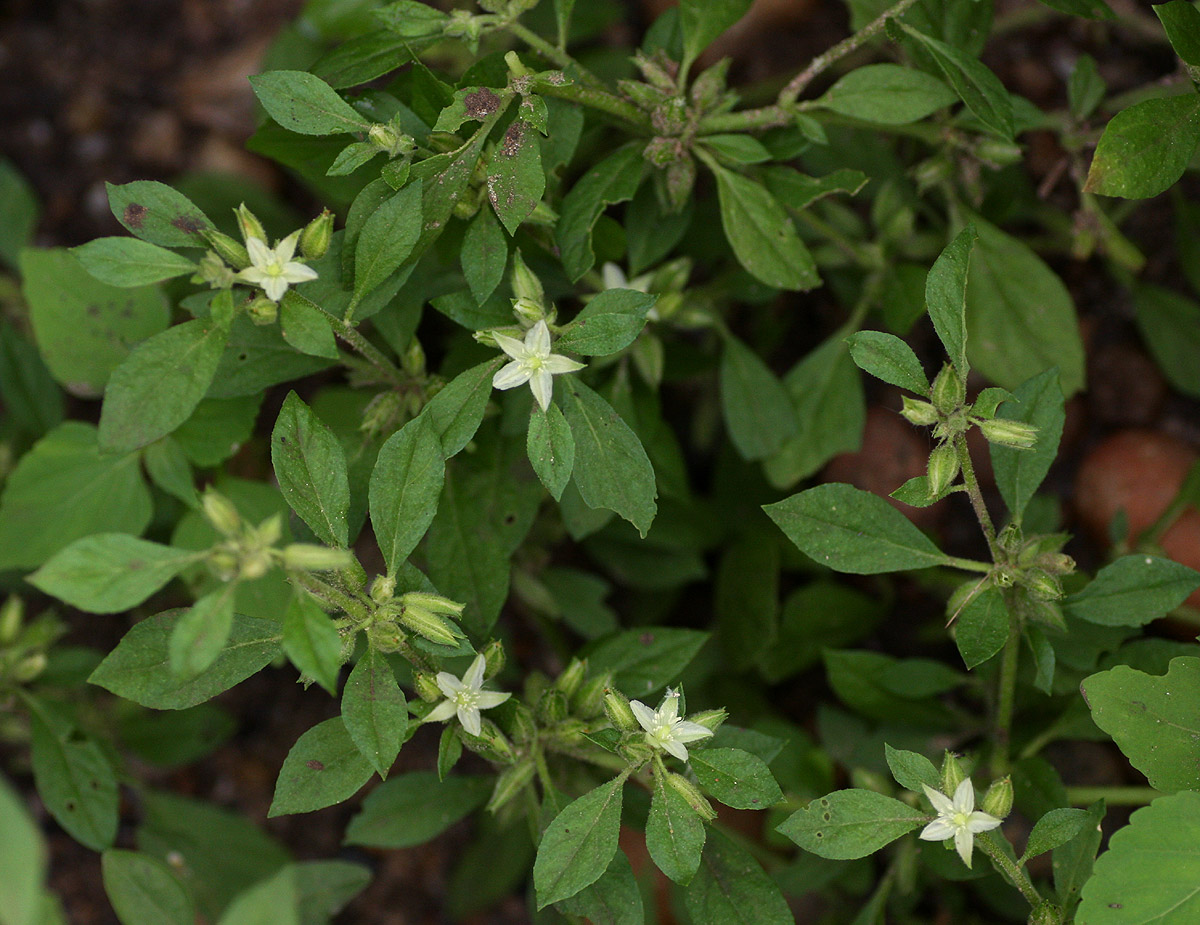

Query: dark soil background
<box><xmin>1</xmin><ymin>0</ymin><xmax>1198</xmax><ymax>922</ymax></box>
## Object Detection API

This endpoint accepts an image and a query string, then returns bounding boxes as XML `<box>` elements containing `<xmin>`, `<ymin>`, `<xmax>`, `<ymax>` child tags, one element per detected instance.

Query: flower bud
<box><xmin>0</xmin><ymin>596</ymin><xmax>23</xmax><ymax>644</ymax></box>
<box><xmin>398</xmin><ymin>604</ymin><xmax>462</xmax><ymax>647</ymax></box>
<box><xmin>461</xmin><ymin>718</ymin><xmax>515</xmax><ymax>763</ymax></box>
<box><xmin>663</xmin><ymin>156</ymin><xmax>696</xmax><ymax>214</ymax></box>
<box><xmin>368</xmin><ymin>621</ymin><xmax>405</xmax><ymax>653</ymax></box>
<box><xmin>1042</xmin><ymin>553</ymin><xmax>1076</xmax><ymax>576</ymax></box>
<box><xmin>239</xmin><ymin>549</ymin><xmax>273</xmax><ymax>580</ymax></box>
<box><xmin>570</xmin><ymin>672</ymin><xmax>611</xmax><ymax>719</ymax></box>
<box><xmin>360</xmin><ymin>390</ymin><xmax>406</xmax><ymax>439</ymax></box>
<box><xmin>299</xmin><ymin>209</ymin><xmax>334</xmax><ymax>261</ymax></box>
<box><xmin>536</xmin><ymin>688</ymin><xmax>569</xmax><ymax>725</ymax></box>
<box><xmin>981</xmin><ymin>777</ymin><xmax>1013</xmax><ymax>819</ymax></box>
<box><xmin>487</xmin><ymin>760</ymin><xmax>535</xmax><ymax>813</ymax></box>
<box><xmin>370</xmin><ymin>575</ymin><xmax>396</xmax><ymax>603</ymax></box>
<box><xmin>604</xmin><ymin>688</ymin><xmax>639</xmax><ymax>732</ymax></box>
<box><xmin>12</xmin><ymin>652</ymin><xmax>47</xmax><ymax>683</ymax></box>
<box><xmin>481</xmin><ymin>639</ymin><xmax>505</xmax><ymax>679</ymax></box>
<box><xmin>900</xmin><ymin>397</ymin><xmax>939</xmax><ymax>427</ymax></box>
<box><xmin>690</xmin><ymin>57</ymin><xmax>731</xmax><ymax>111</ymax></box>
<box><xmin>511</xmin><ymin>297</ymin><xmax>545</xmax><ymax>326</ymax></box>
<box><xmin>555</xmin><ymin>658</ymin><xmax>587</xmax><ymax>699</ymax></box>
<box><xmin>507</xmin><ymin>701</ymin><xmax>539</xmax><ymax>744</ymax></box>
<box><xmin>202</xmin><ymin>491</ymin><xmax>241</xmax><ymax>537</ymax></box>
<box><xmin>940</xmin><ymin>751</ymin><xmax>966</xmax><ymax>796</ymax></box>
<box><xmin>665</xmin><ymin>772</ymin><xmax>717</xmax><ymax>821</ymax></box>
<box><xmin>235</xmin><ymin>203</ymin><xmax>267</xmax><ymax>244</ymax></box>
<box><xmin>203</xmin><ymin>230</ymin><xmax>250</xmax><ymax>270</ymax></box>
<box><xmin>1028</xmin><ymin>902</ymin><xmax>1066</xmax><ymax>925</ymax></box>
<box><xmin>246</xmin><ymin>296</ymin><xmax>278</xmax><ymax>326</ymax></box>
<box><xmin>400</xmin><ymin>592</ymin><xmax>465</xmax><ymax>616</ymax></box>
<box><xmin>1022</xmin><ymin>567</ymin><xmax>1063</xmax><ymax>601</ymax></box>
<box><xmin>931</xmin><ymin>364</ymin><xmax>966</xmax><ymax>413</ymax></box>
<box><xmin>619</xmin><ymin>738</ymin><xmax>655</xmax><ymax>766</ymax></box>
<box><xmin>688</xmin><ymin>708</ymin><xmax>728</xmax><ymax>733</ymax></box>
<box><xmin>413</xmin><ymin>670</ymin><xmax>442</xmax><ymax>702</ymax></box>
<box><xmin>980</xmin><ymin>418</ymin><xmax>1039</xmax><ymax>449</ymax></box>
<box><xmin>504</xmin><ymin>50</ymin><xmax>531</xmax><ymax>80</ymax></box>
<box><xmin>401</xmin><ymin>337</ymin><xmax>425</xmax><ymax>377</ymax></box>
<box><xmin>927</xmin><ymin>443</ymin><xmax>960</xmax><ymax>495</ymax></box>
<box><xmin>208</xmin><ymin>549</ymin><xmax>239</xmax><ymax>582</ymax></box>
<box><xmin>281</xmin><ymin>544</ymin><xmax>355</xmax><ymax>572</ymax></box>
<box><xmin>976</xmin><ymin>139</ymin><xmax>1023</xmax><ymax>168</ymax></box>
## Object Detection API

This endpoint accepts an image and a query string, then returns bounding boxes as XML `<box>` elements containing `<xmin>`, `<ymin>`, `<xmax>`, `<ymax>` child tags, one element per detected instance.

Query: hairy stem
<box><xmin>976</xmin><ymin>831</ymin><xmax>1043</xmax><ymax>907</ymax></box>
<box><xmin>991</xmin><ymin>608</ymin><xmax>1021</xmax><ymax>777</ymax></box>
<box><xmin>955</xmin><ymin>434</ymin><xmax>998</xmax><ymax>557</ymax></box>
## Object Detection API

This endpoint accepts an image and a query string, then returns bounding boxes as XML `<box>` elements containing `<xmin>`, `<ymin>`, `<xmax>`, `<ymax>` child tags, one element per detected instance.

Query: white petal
<box><xmin>246</xmin><ymin>237</ymin><xmax>272</xmax><ymax>269</ymax></box>
<box><xmin>952</xmin><ymin>778</ymin><xmax>976</xmax><ymax>812</ymax></box>
<box><xmin>458</xmin><ymin>706</ymin><xmax>483</xmax><ymax>737</ymax></box>
<box><xmin>493</xmin><ymin>361</ymin><xmax>533</xmax><ymax>391</ymax></box>
<box><xmin>922</xmin><ymin>784</ymin><xmax>955</xmax><ymax>817</ymax></box>
<box><xmin>919</xmin><ymin>819</ymin><xmax>956</xmax><ymax>842</ymax></box>
<box><xmin>601</xmin><ymin>262</ymin><xmax>626</xmax><ymax>290</ymax></box>
<box><xmin>424</xmin><ymin>700</ymin><xmax>458</xmax><ymax>723</ymax></box>
<box><xmin>463</xmin><ymin>653</ymin><xmax>487</xmax><ymax>690</ymax></box>
<box><xmin>663</xmin><ymin>739</ymin><xmax>689</xmax><ymax>762</ymax></box>
<box><xmin>954</xmin><ymin>827</ymin><xmax>974</xmax><ymax>867</ymax></box>
<box><xmin>526</xmin><ymin>320</ymin><xmax>551</xmax><ymax>357</ymax></box>
<box><xmin>276</xmin><ymin>230</ymin><xmax>300</xmax><ymax>263</ymax></box>
<box><xmin>263</xmin><ymin>277</ymin><xmax>288</xmax><ymax>302</ymax></box>
<box><xmin>542</xmin><ymin>353</ymin><xmax>586</xmax><ymax>375</ymax></box>
<box><xmin>492</xmin><ymin>331</ymin><xmax>530</xmax><ymax>362</ymax></box>
<box><xmin>282</xmin><ymin>262</ymin><xmax>318</xmax><ymax>284</ymax></box>
<box><xmin>436</xmin><ymin>671</ymin><xmax>463</xmax><ymax>698</ymax></box>
<box><xmin>659</xmin><ymin>690</ymin><xmax>680</xmax><ymax>723</ymax></box>
<box><xmin>966</xmin><ymin>812</ymin><xmax>1002</xmax><ymax>834</ymax></box>
<box><xmin>475</xmin><ymin>690</ymin><xmax>511</xmax><ymax>710</ymax></box>
<box><xmin>629</xmin><ymin>700</ymin><xmax>657</xmax><ymax>733</ymax></box>
<box><xmin>237</xmin><ymin>266</ymin><xmax>266</xmax><ymax>286</ymax></box>
<box><xmin>671</xmin><ymin>721</ymin><xmax>713</xmax><ymax>743</ymax></box>
<box><xmin>529</xmin><ymin>368</ymin><xmax>553</xmax><ymax>412</ymax></box>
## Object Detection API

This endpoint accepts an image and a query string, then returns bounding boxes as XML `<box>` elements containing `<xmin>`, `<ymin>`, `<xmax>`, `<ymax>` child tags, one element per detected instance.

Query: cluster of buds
<box><xmin>0</xmin><ymin>596</ymin><xmax>63</xmax><ymax>687</ymax></box>
<box><xmin>367</xmin><ymin>587</ymin><xmax>469</xmax><ymax>650</ymax></box>
<box><xmin>201</xmin><ymin>490</ymin><xmax>352</xmax><ymax>584</ymax></box>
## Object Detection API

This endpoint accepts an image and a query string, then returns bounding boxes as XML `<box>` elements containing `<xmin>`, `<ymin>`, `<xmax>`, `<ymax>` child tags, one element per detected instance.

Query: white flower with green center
<box><xmin>919</xmin><ymin>779</ymin><xmax>1002</xmax><ymax>868</ymax></box>
<box><xmin>424</xmin><ymin>653</ymin><xmax>510</xmax><ymax>737</ymax></box>
<box><xmin>491</xmin><ymin>320</ymin><xmax>585</xmax><ymax>412</ymax></box>
<box><xmin>237</xmin><ymin>230</ymin><xmax>318</xmax><ymax>302</ymax></box>
<box><xmin>629</xmin><ymin>688</ymin><xmax>713</xmax><ymax>762</ymax></box>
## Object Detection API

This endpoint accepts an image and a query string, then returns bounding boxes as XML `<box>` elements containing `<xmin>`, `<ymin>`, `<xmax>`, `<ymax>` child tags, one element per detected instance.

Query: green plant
<box><xmin>2</xmin><ymin>0</ymin><xmax>1200</xmax><ymax>922</ymax></box>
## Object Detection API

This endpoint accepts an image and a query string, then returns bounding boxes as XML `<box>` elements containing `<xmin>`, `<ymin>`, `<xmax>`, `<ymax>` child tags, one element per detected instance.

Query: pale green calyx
<box><xmin>424</xmin><ymin>653</ymin><xmax>511</xmax><ymax>737</ymax></box>
<box><xmin>919</xmin><ymin>779</ymin><xmax>1002</xmax><ymax>868</ymax></box>
<box><xmin>629</xmin><ymin>688</ymin><xmax>713</xmax><ymax>762</ymax></box>
<box><xmin>491</xmin><ymin>320</ymin><xmax>585</xmax><ymax>412</ymax></box>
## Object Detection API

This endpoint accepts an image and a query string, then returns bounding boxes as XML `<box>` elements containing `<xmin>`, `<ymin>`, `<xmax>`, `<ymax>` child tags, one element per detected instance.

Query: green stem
<box><xmin>508</xmin><ymin>20</ymin><xmax>588</xmax><ymax>79</ymax></box>
<box><xmin>991</xmin><ymin>609</ymin><xmax>1021</xmax><ymax>778</ymax></box>
<box><xmin>976</xmin><ymin>831</ymin><xmax>1043</xmax><ymax>908</ymax></box>
<box><xmin>779</xmin><ymin>0</ymin><xmax>923</xmax><ymax>105</ymax></box>
<box><xmin>334</xmin><ymin>321</ymin><xmax>407</xmax><ymax>385</ymax></box>
<box><xmin>944</xmin><ymin>556</ymin><xmax>994</xmax><ymax>574</ymax></box>
<box><xmin>955</xmin><ymin>434</ymin><xmax>998</xmax><ymax>556</ymax></box>
<box><xmin>291</xmin><ymin>572</ymin><xmax>371</xmax><ymax>623</ymax></box>
<box><xmin>1066</xmin><ymin>786</ymin><xmax>1159</xmax><ymax>807</ymax></box>
<box><xmin>534</xmin><ymin>80</ymin><xmax>651</xmax><ymax>130</ymax></box>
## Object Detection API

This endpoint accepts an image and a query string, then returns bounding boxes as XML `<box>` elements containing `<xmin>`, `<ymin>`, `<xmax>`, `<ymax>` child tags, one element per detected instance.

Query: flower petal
<box><xmin>922</xmin><ymin>784</ymin><xmax>955</xmax><ymax>817</ymax></box>
<box><xmin>475</xmin><ymin>690</ymin><xmax>511</xmax><ymax>709</ymax></box>
<box><xmin>262</xmin><ymin>277</ymin><xmax>288</xmax><ymax>302</ymax></box>
<box><xmin>663</xmin><ymin>739</ymin><xmax>689</xmax><ymax>762</ymax></box>
<box><xmin>275</xmin><ymin>230</ymin><xmax>300</xmax><ymax>263</ymax></box>
<box><xmin>246</xmin><ymin>237</ymin><xmax>272</xmax><ymax>269</ymax></box>
<box><xmin>282</xmin><ymin>262</ymin><xmax>319</xmax><ymax>284</ymax></box>
<box><xmin>529</xmin><ymin>368</ymin><xmax>553</xmax><ymax>412</ymax></box>
<box><xmin>424</xmin><ymin>700</ymin><xmax>458</xmax><ymax>723</ymax></box>
<box><xmin>658</xmin><ymin>690</ymin><xmax>680</xmax><ymax>723</ymax></box>
<box><xmin>629</xmin><ymin>700</ymin><xmax>657</xmax><ymax>733</ymax></box>
<box><xmin>493</xmin><ymin>361</ymin><xmax>532</xmax><ymax>391</ymax></box>
<box><xmin>966</xmin><ymin>812</ymin><xmax>1002</xmax><ymax>834</ymax></box>
<box><xmin>954</xmin><ymin>827</ymin><xmax>974</xmax><ymax>867</ymax></box>
<box><xmin>436</xmin><ymin>671</ymin><xmax>464</xmax><ymax>698</ymax></box>
<box><xmin>458</xmin><ymin>706</ymin><xmax>483</xmax><ymax>737</ymax></box>
<box><xmin>952</xmin><ymin>778</ymin><xmax>976</xmax><ymax>813</ymax></box>
<box><xmin>463</xmin><ymin>653</ymin><xmax>487</xmax><ymax>690</ymax></box>
<box><xmin>671</xmin><ymin>721</ymin><xmax>713</xmax><ymax>743</ymax></box>
<box><xmin>542</xmin><ymin>354</ymin><xmax>586</xmax><ymax>375</ymax></box>
<box><xmin>526</xmin><ymin>320</ymin><xmax>551</xmax><ymax>356</ymax></box>
<box><xmin>492</xmin><ymin>331</ymin><xmax>530</xmax><ymax>362</ymax></box>
<box><xmin>919</xmin><ymin>819</ymin><xmax>956</xmax><ymax>842</ymax></box>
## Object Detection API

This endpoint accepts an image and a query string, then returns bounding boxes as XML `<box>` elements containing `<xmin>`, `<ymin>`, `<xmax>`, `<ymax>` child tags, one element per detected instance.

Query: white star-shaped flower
<box><xmin>491</xmin><ymin>320</ymin><xmax>585</xmax><ymax>412</ymax></box>
<box><xmin>919</xmin><ymin>779</ymin><xmax>1002</xmax><ymax>868</ymax></box>
<box><xmin>629</xmin><ymin>688</ymin><xmax>713</xmax><ymax>762</ymax></box>
<box><xmin>424</xmin><ymin>653</ymin><xmax>510</xmax><ymax>737</ymax></box>
<box><xmin>237</xmin><ymin>231</ymin><xmax>318</xmax><ymax>302</ymax></box>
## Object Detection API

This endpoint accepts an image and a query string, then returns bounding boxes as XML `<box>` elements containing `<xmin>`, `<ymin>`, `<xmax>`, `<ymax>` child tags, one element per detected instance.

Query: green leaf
<box><xmin>70</xmin><ymin>237</ymin><xmax>196</xmax><ymax>288</ymax></box>
<box><xmin>0</xmin><ymin>158</ymin><xmax>39</xmax><ymax>267</ymax></box>
<box><xmin>561</xmin><ymin>378</ymin><xmax>657</xmax><ymax>537</ymax></box>
<box><xmin>884</xmin><ymin>744</ymin><xmax>940</xmax><ymax>795</ymax></box>
<box><xmin>1083</xmin><ymin>657</ymin><xmax>1200</xmax><ymax>792</ymax></box>
<box><xmin>777</xmin><ymin>788</ymin><xmax>926</xmax><ymax>859</ymax></box>
<box><xmin>354</xmin><ymin>179</ymin><xmax>423</xmax><ymax>302</ymax></box>
<box><xmin>89</xmin><ymin>608</ymin><xmax>282</xmax><ymax>710</ymax></box>
<box><xmin>218</xmin><ymin>866</ymin><xmax>298</xmax><ymax>925</ymax></box>
<box><xmin>684</xmin><ymin>830</ymin><xmax>792</xmax><ymax>925</ymax></box>
<box><xmin>955</xmin><ymin>584</ymin><xmax>1010</xmax><ymax>669</ymax></box>
<box><xmin>487</xmin><ymin>121</ymin><xmax>545</xmax><ymax>235</ymax></box>
<box><xmin>556</xmin><ymin>289</ymin><xmax>656</xmax><ymax>357</ymax></box>
<box><xmin>19</xmin><ymin>247</ymin><xmax>169</xmax><ymax>398</ymax></box>
<box><xmin>29</xmin><ymin>710</ymin><xmax>118</xmax><ymax>851</ymax></box>
<box><xmin>966</xmin><ymin>217</ymin><xmax>1085</xmax><ymax>396</ymax></box>
<box><xmin>369</xmin><ymin>414</ymin><xmax>445</xmax><ymax>576</ymax></box>
<box><xmin>1020</xmin><ymin>808</ymin><xmax>1093</xmax><ymax>864</ymax></box>
<box><xmin>925</xmin><ymin>225</ymin><xmax>975</xmax><ymax>376</ymax></box>
<box><xmin>764</xmin><ymin>483</ymin><xmax>950</xmax><ymax>574</ymax></box>
<box><xmin>98</xmin><ymin>318</ymin><xmax>229</xmax><ymax>455</ymax></box>
<box><xmin>279</xmin><ymin>293</ymin><xmax>338</xmax><ymax>360</ymax></box>
<box><xmin>1065</xmin><ymin>555</ymin><xmax>1200</xmax><ymax>627</ymax></box>
<box><xmin>690</xmin><ymin>748</ymin><xmax>782</xmax><ymax>810</ymax></box>
<box><xmin>679</xmin><ymin>0</ymin><xmax>753</xmax><ymax>69</ymax></box>
<box><xmin>250</xmin><ymin>71</ymin><xmax>371</xmax><ymax>136</ymax></box>
<box><xmin>555</xmin><ymin>144</ymin><xmax>643</xmax><ymax>281</ymax></box>
<box><xmin>271</xmin><ymin>392</ymin><xmax>350</xmax><ymax>547</ymax></box>
<box><xmin>0</xmin><ymin>771</ymin><xmax>48</xmax><ymax>925</ymax></box>
<box><xmin>106</xmin><ymin>180</ymin><xmax>213</xmax><ymax>248</ymax></box>
<box><xmin>1085</xmin><ymin>93</ymin><xmax>1200</xmax><ymax>199</ymax></box>
<box><xmin>816</xmin><ymin>64</ymin><xmax>957</xmax><ymax>124</ymax></box>
<box><xmin>989</xmin><ymin>367</ymin><xmax>1066</xmax><ymax>521</ymax></box>
<box><xmin>763</xmin><ymin>165</ymin><xmax>869</xmax><ymax>212</ymax></box>
<box><xmin>461</xmin><ymin>206</ymin><xmax>507</xmax><ymax>305</ymax></box>
<box><xmin>0</xmin><ymin>319</ymin><xmax>63</xmax><ymax>437</ymax></box>
<box><xmin>1157</xmin><ymin>1</ymin><xmax>1200</xmax><ymax>65</ymax></box>
<box><xmin>587</xmin><ymin>626</ymin><xmax>709</xmax><ymax>699</ymax></box>
<box><xmin>700</xmin><ymin>133</ymin><xmax>772</xmax><ymax>165</ymax></box>
<box><xmin>1134</xmin><ymin>285</ymin><xmax>1200</xmax><ymax>398</ymax></box>
<box><xmin>102</xmin><ymin>850</ymin><xmax>194</xmax><ymax>925</ymax></box>
<box><xmin>342</xmin><ymin>647</ymin><xmax>407</xmax><ymax>778</ymax></box>
<box><xmin>344</xmin><ymin>772</ymin><xmax>491</xmax><ymax>847</ymax></box>
<box><xmin>142</xmin><ymin>437</ymin><xmax>199</xmax><ymax>508</ymax></box>
<box><xmin>1077</xmin><ymin>791</ymin><xmax>1200</xmax><ymax>922</ymax></box>
<box><xmin>719</xmin><ymin>334</ymin><xmax>797</xmax><ymax>461</ymax></box>
<box><xmin>292</xmin><ymin>860</ymin><xmax>371</xmax><ymax>925</ymax></box>
<box><xmin>899</xmin><ymin>25</ymin><xmax>1014</xmax><ymax>138</ymax></box>
<box><xmin>28</xmin><ymin>534</ymin><xmax>197</xmax><ymax>613</ymax></box>
<box><xmin>282</xmin><ymin>595</ymin><xmax>342</xmax><ymax>695</ymax></box>
<box><xmin>1053</xmin><ymin>800</ymin><xmax>1105</xmax><ymax>916</ymax></box>
<box><xmin>556</xmin><ymin>849</ymin><xmax>644</xmax><ymax>925</ymax></box>
<box><xmin>169</xmin><ymin>587</ymin><xmax>237</xmax><ymax>679</ymax></box>
<box><xmin>846</xmin><ymin>330</ymin><xmax>929</xmax><ymax>395</ymax></box>
<box><xmin>174</xmin><ymin>395</ymin><xmax>265</xmax><ymax>465</ymax></box>
<box><xmin>528</xmin><ymin>403</ymin><xmax>575</xmax><ymax>501</ymax></box>
<box><xmin>422</xmin><ymin>359</ymin><xmax>502</xmax><ymax>458</ymax></box>
<box><xmin>714</xmin><ymin>532</ymin><xmax>779</xmax><ymax>669</ymax></box>
<box><xmin>711</xmin><ymin>164</ymin><xmax>818</xmax><ymax>291</ymax></box>
<box><xmin>0</xmin><ymin>422</ymin><xmax>152</xmax><ymax>571</ymax></box>
<box><xmin>646</xmin><ymin>772</ymin><xmax>706</xmax><ymax>884</ymax></box>
<box><xmin>533</xmin><ymin>777</ymin><xmax>624</xmax><ymax>908</ymax></box>
<box><xmin>269</xmin><ymin>718</ymin><xmax>374</xmax><ymax>816</ymax></box>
